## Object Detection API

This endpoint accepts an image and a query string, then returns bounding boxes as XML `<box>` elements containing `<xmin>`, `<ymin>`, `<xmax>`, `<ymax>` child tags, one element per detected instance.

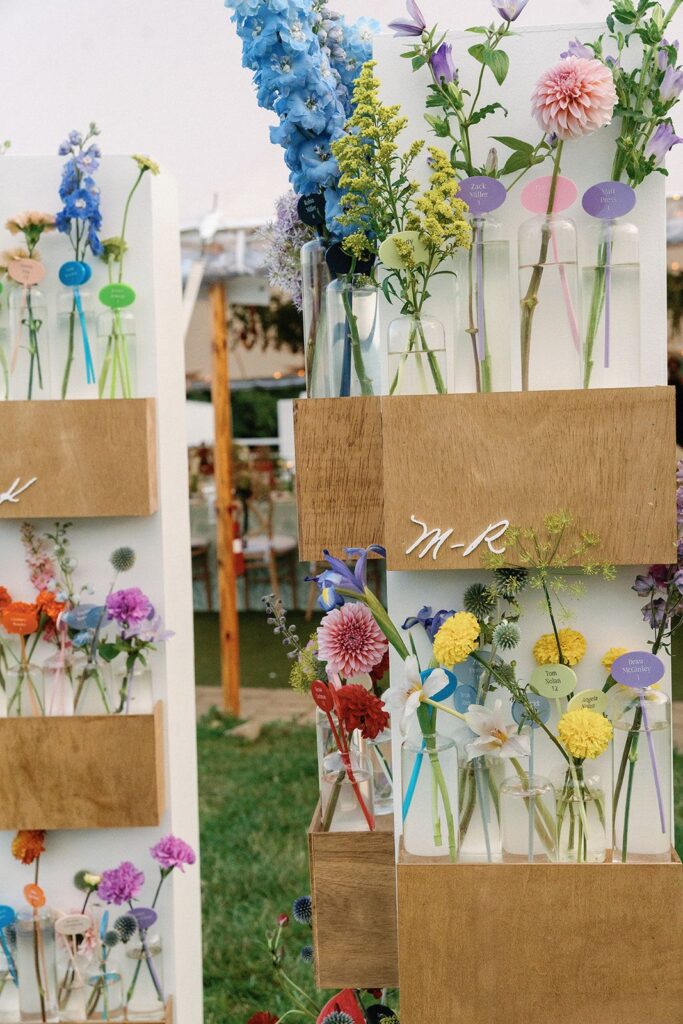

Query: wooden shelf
<box><xmin>308</xmin><ymin>805</ymin><xmax>398</xmax><ymax>989</ymax></box>
<box><xmin>0</xmin><ymin>399</ymin><xmax>157</xmax><ymax>518</ymax></box>
<box><xmin>0</xmin><ymin>702</ymin><xmax>165</xmax><ymax>830</ymax></box>
<box><xmin>397</xmin><ymin>849</ymin><xmax>683</xmax><ymax>1024</ymax></box>
<box><xmin>295</xmin><ymin>388</ymin><xmax>677</xmax><ymax>569</ymax></box>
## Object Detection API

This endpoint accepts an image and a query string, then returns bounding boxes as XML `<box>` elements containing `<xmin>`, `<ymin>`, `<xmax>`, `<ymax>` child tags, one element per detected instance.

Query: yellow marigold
<box><xmin>602</xmin><ymin>647</ymin><xmax>627</xmax><ymax>673</ymax></box>
<box><xmin>557</xmin><ymin>708</ymin><xmax>613</xmax><ymax>760</ymax></box>
<box><xmin>12</xmin><ymin>830</ymin><xmax>46</xmax><ymax>866</ymax></box>
<box><xmin>433</xmin><ymin>612</ymin><xmax>480</xmax><ymax>667</ymax></box>
<box><xmin>533</xmin><ymin>628</ymin><xmax>586</xmax><ymax>667</ymax></box>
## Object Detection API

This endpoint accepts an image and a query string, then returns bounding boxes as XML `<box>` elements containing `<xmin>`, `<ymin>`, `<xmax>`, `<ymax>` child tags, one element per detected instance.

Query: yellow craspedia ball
<box><xmin>533</xmin><ymin>628</ymin><xmax>586</xmax><ymax>667</ymax></box>
<box><xmin>557</xmin><ymin>708</ymin><xmax>613</xmax><ymax>760</ymax></box>
<box><xmin>602</xmin><ymin>647</ymin><xmax>628</xmax><ymax>673</ymax></box>
<box><xmin>433</xmin><ymin>611</ymin><xmax>480</xmax><ymax>667</ymax></box>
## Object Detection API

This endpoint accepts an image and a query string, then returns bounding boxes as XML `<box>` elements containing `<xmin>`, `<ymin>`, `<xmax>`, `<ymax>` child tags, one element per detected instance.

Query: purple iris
<box><xmin>646</xmin><ymin>122</ymin><xmax>683</xmax><ymax>166</ymax></box>
<box><xmin>660</xmin><ymin>65</ymin><xmax>683</xmax><ymax>102</ymax></box>
<box><xmin>430</xmin><ymin>42</ymin><xmax>457</xmax><ymax>84</ymax></box>
<box><xmin>388</xmin><ymin>0</ymin><xmax>426</xmax><ymax>38</ymax></box>
<box><xmin>560</xmin><ymin>38</ymin><xmax>592</xmax><ymax>59</ymax></box>
<box><xmin>308</xmin><ymin>545</ymin><xmax>386</xmax><ymax>611</ymax></box>
<box><xmin>659</xmin><ymin>39</ymin><xmax>679</xmax><ymax>71</ymax></box>
<box><xmin>491</xmin><ymin>0</ymin><xmax>530</xmax><ymax>23</ymax></box>
<box><xmin>402</xmin><ymin>606</ymin><xmax>455</xmax><ymax>641</ymax></box>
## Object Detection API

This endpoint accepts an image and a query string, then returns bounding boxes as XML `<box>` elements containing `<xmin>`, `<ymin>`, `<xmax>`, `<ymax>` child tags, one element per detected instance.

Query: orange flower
<box><xmin>36</xmin><ymin>590</ymin><xmax>65</xmax><ymax>623</ymax></box>
<box><xmin>0</xmin><ymin>587</ymin><xmax>12</xmax><ymax>611</ymax></box>
<box><xmin>12</xmin><ymin>830</ymin><xmax>46</xmax><ymax>865</ymax></box>
<box><xmin>1</xmin><ymin>602</ymin><xmax>39</xmax><ymax>635</ymax></box>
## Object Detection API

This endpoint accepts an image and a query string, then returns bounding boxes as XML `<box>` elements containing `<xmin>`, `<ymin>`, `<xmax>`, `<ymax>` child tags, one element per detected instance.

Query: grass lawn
<box><xmin>195</xmin><ymin>612</ymin><xmax>322</xmax><ymax>688</ymax></box>
<box><xmin>198</xmin><ymin>716</ymin><xmax>683</xmax><ymax>1024</ymax></box>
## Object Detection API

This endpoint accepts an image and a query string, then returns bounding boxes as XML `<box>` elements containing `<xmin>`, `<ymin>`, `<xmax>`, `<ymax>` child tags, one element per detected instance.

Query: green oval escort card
<box><xmin>530</xmin><ymin>663</ymin><xmax>577</xmax><ymax>699</ymax></box>
<box><xmin>99</xmin><ymin>283</ymin><xmax>136</xmax><ymax>309</ymax></box>
<box><xmin>567</xmin><ymin>689</ymin><xmax>608</xmax><ymax>714</ymax></box>
<box><xmin>378</xmin><ymin>231</ymin><xmax>429</xmax><ymax>270</ymax></box>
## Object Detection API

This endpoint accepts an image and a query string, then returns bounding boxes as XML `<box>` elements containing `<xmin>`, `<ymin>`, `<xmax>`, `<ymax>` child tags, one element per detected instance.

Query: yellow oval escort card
<box><xmin>378</xmin><ymin>231</ymin><xmax>429</xmax><ymax>270</ymax></box>
<box><xmin>530</xmin><ymin>664</ymin><xmax>577</xmax><ymax>699</ymax></box>
<box><xmin>567</xmin><ymin>689</ymin><xmax>608</xmax><ymax>714</ymax></box>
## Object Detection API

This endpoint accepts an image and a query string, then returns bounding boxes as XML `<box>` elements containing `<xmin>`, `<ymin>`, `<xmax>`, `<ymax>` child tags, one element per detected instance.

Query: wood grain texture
<box><xmin>308</xmin><ymin>805</ymin><xmax>398</xmax><ymax>989</ymax></box>
<box><xmin>397</xmin><ymin>854</ymin><xmax>683</xmax><ymax>1024</ymax></box>
<box><xmin>295</xmin><ymin>398</ymin><xmax>384</xmax><ymax>560</ymax></box>
<box><xmin>0</xmin><ymin>399</ymin><xmax>157</xmax><ymax>518</ymax></box>
<box><xmin>0</xmin><ymin>702</ymin><xmax>165</xmax><ymax>830</ymax></box>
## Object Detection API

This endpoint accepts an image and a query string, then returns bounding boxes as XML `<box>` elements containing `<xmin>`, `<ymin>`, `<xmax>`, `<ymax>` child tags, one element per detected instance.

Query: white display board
<box><xmin>0</xmin><ymin>157</ymin><xmax>203</xmax><ymax>1022</ymax></box>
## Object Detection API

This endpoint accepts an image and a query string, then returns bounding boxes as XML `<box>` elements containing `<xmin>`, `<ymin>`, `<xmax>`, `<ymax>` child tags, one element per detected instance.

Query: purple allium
<box><xmin>262</xmin><ymin>191</ymin><xmax>315</xmax><ymax>312</ymax></box>
<box><xmin>492</xmin><ymin>0</ymin><xmax>530</xmax><ymax>23</ymax></box>
<box><xmin>646</xmin><ymin>122</ymin><xmax>683</xmax><ymax>166</ymax></box>
<box><xmin>388</xmin><ymin>0</ymin><xmax>426</xmax><ymax>37</ymax></box>
<box><xmin>98</xmin><ymin>862</ymin><xmax>145</xmax><ymax>905</ymax></box>
<box><xmin>150</xmin><ymin>834</ymin><xmax>196</xmax><ymax>873</ymax></box>
<box><xmin>560</xmin><ymin>38</ymin><xmax>592</xmax><ymax>60</ymax></box>
<box><xmin>106</xmin><ymin>588</ymin><xmax>154</xmax><ymax>628</ymax></box>
<box><xmin>430</xmin><ymin>42</ymin><xmax>457</xmax><ymax>85</ymax></box>
<box><xmin>660</xmin><ymin>65</ymin><xmax>683</xmax><ymax>102</ymax></box>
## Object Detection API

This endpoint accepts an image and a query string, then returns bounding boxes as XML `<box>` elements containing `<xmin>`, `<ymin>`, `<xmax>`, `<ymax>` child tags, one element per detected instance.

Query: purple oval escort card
<box><xmin>582</xmin><ymin>181</ymin><xmax>636</xmax><ymax>220</ymax></box>
<box><xmin>521</xmin><ymin>175</ymin><xmax>577</xmax><ymax>214</ymax></box>
<box><xmin>611</xmin><ymin>651</ymin><xmax>665</xmax><ymax>688</ymax></box>
<box><xmin>131</xmin><ymin>907</ymin><xmax>157</xmax><ymax>931</ymax></box>
<box><xmin>459</xmin><ymin>176</ymin><xmax>507</xmax><ymax>215</ymax></box>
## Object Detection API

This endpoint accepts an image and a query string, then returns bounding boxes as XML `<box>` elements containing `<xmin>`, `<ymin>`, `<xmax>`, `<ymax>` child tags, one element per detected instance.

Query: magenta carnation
<box><xmin>531</xmin><ymin>57</ymin><xmax>617</xmax><ymax>141</ymax></box>
<box><xmin>150</xmin><ymin>834</ymin><xmax>196</xmax><ymax>873</ymax></box>
<box><xmin>317</xmin><ymin>603</ymin><xmax>388</xmax><ymax>678</ymax></box>
<box><xmin>97</xmin><ymin>861</ymin><xmax>145</xmax><ymax>905</ymax></box>
<box><xmin>106</xmin><ymin>588</ymin><xmax>154</xmax><ymax>627</ymax></box>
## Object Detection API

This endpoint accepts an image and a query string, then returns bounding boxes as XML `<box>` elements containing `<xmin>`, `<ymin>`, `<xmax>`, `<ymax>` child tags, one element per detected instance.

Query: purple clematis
<box><xmin>491</xmin><ymin>0</ymin><xmax>530</xmax><ymax>23</ymax></box>
<box><xmin>430</xmin><ymin>42</ymin><xmax>457</xmax><ymax>84</ymax></box>
<box><xmin>388</xmin><ymin>0</ymin><xmax>426</xmax><ymax>38</ymax></box>
<box><xmin>646</xmin><ymin>122</ymin><xmax>683</xmax><ymax>166</ymax></box>
<box><xmin>308</xmin><ymin>545</ymin><xmax>387</xmax><ymax>611</ymax></box>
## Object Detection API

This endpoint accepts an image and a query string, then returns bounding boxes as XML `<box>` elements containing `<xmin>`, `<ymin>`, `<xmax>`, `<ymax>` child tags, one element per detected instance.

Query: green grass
<box><xmin>194</xmin><ymin>612</ymin><xmax>322</xmax><ymax>689</ymax></box>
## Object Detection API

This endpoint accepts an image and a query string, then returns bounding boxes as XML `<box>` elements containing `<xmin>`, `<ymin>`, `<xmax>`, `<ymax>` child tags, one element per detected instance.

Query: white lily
<box><xmin>464</xmin><ymin>699</ymin><xmax>531</xmax><ymax>761</ymax></box>
<box><xmin>384</xmin><ymin>655</ymin><xmax>450</xmax><ymax>727</ymax></box>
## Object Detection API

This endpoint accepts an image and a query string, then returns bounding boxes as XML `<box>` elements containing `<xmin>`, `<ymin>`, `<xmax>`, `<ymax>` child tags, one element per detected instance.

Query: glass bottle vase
<box><xmin>456</xmin><ymin>752</ymin><xmax>503</xmax><ymax>862</ymax></box>
<box><xmin>0</xmin><ymin>947</ymin><xmax>19</xmax><ymax>1024</ymax></box>
<box><xmin>114</xmin><ymin>663</ymin><xmax>153</xmax><ymax>715</ymax></box>
<box><xmin>124</xmin><ymin>935</ymin><xmax>165</xmax><ymax>1021</ymax></box>
<box><xmin>454</xmin><ymin>216</ymin><xmax>512</xmax><ymax>393</ymax></box>
<box><xmin>500</xmin><ymin>773</ymin><xmax>557</xmax><ymax>862</ymax></box>
<box><xmin>85</xmin><ymin>970</ymin><xmax>124</xmax><ymax>1021</ymax></box>
<box><xmin>43</xmin><ymin>651</ymin><xmax>82</xmax><ymax>717</ymax></box>
<box><xmin>8</xmin><ymin>285</ymin><xmax>51</xmax><ymax>401</ymax></box>
<box><xmin>367</xmin><ymin>726</ymin><xmax>394</xmax><ymax>817</ymax></box>
<box><xmin>325</xmin><ymin>278</ymin><xmax>380</xmax><ymax>397</ymax></box>
<box><xmin>401</xmin><ymin>733</ymin><xmax>458</xmax><ymax>860</ymax></box>
<box><xmin>320</xmin><ymin>750</ymin><xmax>374</xmax><ymax>833</ymax></box>
<box><xmin>518</xmin><ymin>213</ymin><xmax>581</xmax><ymax>392</ymax></box>
<box><xmin>387</xmin><ymin>314</ymin><xmax>447</xmax><ymax>396</ymax></box>
<box><xmin>612</xmin><ymin>689</ymin><xmax>672</xmax><ymax>863</ymax></box>
<box><xmin>56</xmin><ymin>288</ymin><xmax>97</xmax><ymax>400</ymax></box>
<box><xmin>15</xmin><ymin>910</ymin><xmax>59</xmax><ymax>1023</ymax></box>
<box><xmin>0</xmin><ymin>285</ymin><xmax>10</xmax><ymax>402</ymax></box>
<box><xmin>6</xmin><ymin>662</ymin><xmax>45</xmax><ymax>717</ymax></box>
<box><xmin>73</xmin><ymin>658</ymin><xmax>113</xmax><ymax>716</ymax></box>
<box><xmin>554</xmin><ymin>765</ymin><xmax>607</xmax><ymax>863</ymax></box>
<box><xmin>581</xmin><ymin>219</ymin><xmax>640</xmax><ymax>389</ymax></box>
<box><xmin>301</xmin><ymin>239</ymin><xmax>331</xmax><ymax>398</ymax></box>
<box><xmin>96</xmin><ymin>308</ymin><xmax>136</xmax><ymax>399</ymax></box>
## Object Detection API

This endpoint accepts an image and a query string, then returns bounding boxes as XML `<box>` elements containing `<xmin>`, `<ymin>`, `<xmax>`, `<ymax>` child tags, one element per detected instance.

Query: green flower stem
<box><xmin>458</xmin><ymin>767</ymin><xmax>477</xmax><ymax>845</ymax></box>
<box><xmin>61</xmin><ymin>302</ymin><xmax>77</xmax><ymax>399</ymax></box>
<box><xmin>321</xmin><ymin>769</ymin><xmax>346</xmax><ymax>832</ymax></box>
<box><xmin>510</xmin><ymin>757</ymin><xmax>557</xmax><ymax>854</ymax></box>
<box><xmin>424</xmin><ymin>731</ymin><xmax>457</xmax><ymax>862</ymax></box>
<box><xmin>340</xmin><ymin>284</ymin><xmax>374</xmax><ymax>396</ymax></box>
<box><xmin>619</xmin><ymin>712</ymin><xmax>642</xmax><ymax>864</ymax></box>
<box><xmin>466</xmin><ymin>242</ymin><xmax>483</xmax><ymax>393</ymax></box>
<box><xmin>582</xmin><ymin>238</ymin><xmax>609</xmax><ymax>389</ymax></box>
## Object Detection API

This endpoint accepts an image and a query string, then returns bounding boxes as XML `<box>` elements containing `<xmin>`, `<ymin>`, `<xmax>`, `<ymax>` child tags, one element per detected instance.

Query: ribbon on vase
<box><xmin>60</xmin><ymin>262</ymin><xmax>96</xmax><ymax>385</ymax></box>
<box><xmin>402</xmin><ymin>668</ymin><xmax>457</xmax><ymax>822</ymax></box>
<box><xmin>48</xmin><ymin>614</ymin><xmax>72</xmax><ymax>717</ymax></box>
<box><xmin>7</xmin><ymin>259</ymin><xmax>45</xmax><ymax>374</ymax></box>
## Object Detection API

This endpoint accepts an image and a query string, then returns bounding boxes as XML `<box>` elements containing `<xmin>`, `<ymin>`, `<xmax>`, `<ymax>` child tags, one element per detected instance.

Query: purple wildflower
<box><xmin>150</xmin><ymin>834</ymin><xmax>196</xmax><ymax>873</ymax></box>
<box><xmin>560</xmin><ymin>38</ymin><xmax>591</xmax><ymax>59</ymax></box>
<box><xmin>646</xmin><ymin>122</ymin><xmax>683</xmax><ymax>166</ymax></box>
<box><xmin>403</xmin><ymin>606</ymin><xmax>456</xmax><ymax>641</ymax></box>
<box><xmin>659</xmin><ymin>39</ymin><xmax>679</xmax><ymax>71</ymax></box>
<box><xmin>106</xmin><ymin>588</ymin><xmax>154</xmax><ymax>627</ymax></box>
<box><xmin>262</xmin><ymin>192</ymin><xmax>314</xmax><ymax>312</ymax></box>
<box><xmin>660</xmin><ymin>65</ymin><xmax>683</xmax><ymax>102</ymax></box>
<box><xmin>674</xmin><ymin>569</ymin><xmax>683</xmax><ymax>595</ymax></box>
<box><xmin>430</xmin><ymin>42</ymin><xmax>457</xmax><ymax>84</ymax></box>
<box><xmin>388</xmin><ymin>0</ymin><xmax>426</xmax><ymax>38</ymax></box>
<box><xmin>641</xmin><ymin>598</ymin><xmax>667</xmax><ymax>628</ymax></box>
<box><xmin>492</xmin><ymin>0</ymin><xmax>530</xmax><ymax>22</ymax></box>
<box><xmin>98</xmin><ymin>862</ymin><xmax>145</xmax><ymax>905</ymax></box>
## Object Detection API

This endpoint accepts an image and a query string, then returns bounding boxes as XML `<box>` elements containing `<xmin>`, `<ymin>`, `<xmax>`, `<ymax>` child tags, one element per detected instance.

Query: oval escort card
<box><xmin>459</xmin><ymin>176</ymin><xmax>507</xmax><ymax>215</ymax></box>
<box><xmin>0</xmin><ymin>906</ymin><xmax>16</xmax><ymax>930</ymax></box>
<box><xmin>55</xmin><ymin>913</ymin><xmax>91</xmax><ymax>937</ymax></box>
<box><xmin>512</xmin><ymin>693</ymin><xmax>550</xmax><ymax>728</ymax></box>
<box><xmin>521</xmin><ymin>175</ymin><xmax>577</xmax><ymax>214</ymax></box>
<box><xmin>529</xmin><ymin>663</ymin><xmax>577</xmax><ymax>699</ymax></box>
<box><xmin>311</xmin><ymin>679</ymin><xmax>335</xmax><ymax>713</ymax></box>
<box><xmin>325</xmin><ymin>242</ymin><xmax>375</xmax><ymax>278</ymax></box>
<box><xmin>59</xmin><ymin>261</ymin><xmax>89</xmax><ymax>287</ymax></box>
<box><xmin>131</xmin><ymin>907</ymin><xmax>158</xmax><ymax>931</ymax></box>
<box><xmin>611</xmin><ymin>651</ymin><xmax>665</xmax><ymax>689</ymax></box>
<box><xmin>99</xmin><ymin>283</ymin><xmax>136</xmax><ymax>309</ymax></box>
<box><xmin>582</xmin><ymin>181</ymin><xmax>636</xmax><ymax>220</ymax></box>
<box><xmin>24</xmin><ymin>884</ymin><xmax>46</xmax><ymax>909</ymax></box>
<box><xmin>567</xmin><ymin>688</ymin><xmax>609</xmax><ymax>714</ymax></box>
<box><xmin>297</xmin><ymin>193</ymin><xmax>326</xmax><ymax>229</ymax></box>
<box><xmin>378</xmin><ymin>231</ymin><xmax>429</xmax><ymax>270</ymax></box>
<box><xmin>454</xmin><ymin>683</ymin><xmax>478</xmax><ymax>714</ymax></box>
<box><xmin>8</xmin><ymin>258</ymin><xmax>45</xmax><ymax>287</ymax></box>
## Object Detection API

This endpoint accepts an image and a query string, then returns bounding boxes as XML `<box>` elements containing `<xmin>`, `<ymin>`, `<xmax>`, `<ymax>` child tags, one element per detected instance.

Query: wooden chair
<box><xmin>191</xmin><ymin>544</ymin><xmax>213</xmax><ymax>610</ymax></box>
<box><xmin>239</xmin><ymin>473</ymin><xmax>299</xmax><ymax>610</ymax></box>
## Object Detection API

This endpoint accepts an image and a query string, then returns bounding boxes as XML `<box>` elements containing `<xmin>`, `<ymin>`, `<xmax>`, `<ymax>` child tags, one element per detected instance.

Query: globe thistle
<box><xmin>322</xmin><ymin>1014</ymin><xmax>354</xmax><ymax>1024</ymax></box>
<box><xmin>493</xmin><ymin>568</ymin><xmax>529</xmax><ymax>599</ymax></box>
<box><xmin>300</xmin><ymin>945</ymin><xmax>315</xmax><ymax>964</ymax></box>
<box><xmin>104</xmin><ymin>931</ymin><xmax>120</xmax><ymax>948</ymax></box>
<box><xmin>463</xmin><ymin>583</ymin><xmax>495</xmax><ymax>619</ymax></box>
<box><xmin>292</xmin><ymin>895</ymin><xmax>312</xmax><ymax>926</ymax></box>
<box><xmin>110</xmin><ymin>546</ymin><xmax>136</xmax><ymax>574</ymax></box>
<box><xmin>113</xmin><ymin>914</ymin><xmax>138</xmax><ymax>943</ymax></box>
<box><xmin>492</xmin><ymin>621</ymin><xmax>520</xmax><ymax>651</ymax></box>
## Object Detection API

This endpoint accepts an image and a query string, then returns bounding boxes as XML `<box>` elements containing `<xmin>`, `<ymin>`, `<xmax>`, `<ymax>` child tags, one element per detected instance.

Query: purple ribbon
<box><xmin>475</xmin><ymin>221</ymin><xmax>486</xmax><ymax>362</ymax></box>
<box><xmin>639</xmin><ymin>693</ymin><xmax>667</xmax><ymax>834</ymax></box>
<box><xmin>604</xmin><ymin>222</ymin><xmax>612</xmax><ymax>369</ymax></box>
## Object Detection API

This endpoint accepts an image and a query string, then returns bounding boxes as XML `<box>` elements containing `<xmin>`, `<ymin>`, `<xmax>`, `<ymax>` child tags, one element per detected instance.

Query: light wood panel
<box><xmin>0</xmin><ymin>702</ymin><xmax>165</xmax><ymax>830</ymax></box>
<box><xmin>0</xmin><ymin>399</ymin><xmax>157</xmax><ymax>518</ymax></box>
<box><xmin>397</xmin><ymin>852</ymin><xmax>683</xmax><ymax>1024</ymax></box>
<box><xmin>295</xmin><ymin>397</ymin><xmax>384</xmax><ymax>561</ymax></box>
<box><xmin>294</xmin><ymin>389</ymin><xmax>677</xmax><ymax>569</ymax></box>
<box><xmin>308</xmin><ymin>805</ymin><xmax>398</xmax><ymax>989</ymax></box>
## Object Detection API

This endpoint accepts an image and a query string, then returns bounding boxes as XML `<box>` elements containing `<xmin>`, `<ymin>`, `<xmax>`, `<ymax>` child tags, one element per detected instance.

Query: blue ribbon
<box><xmin>0</xmin><ymin>929</ymin><xmax>17</xmax><ymax>984</ymax></box>
<box><xmin>402</xmin><ymin>669</ymin><xmax>457</xmax><ymax>822</ymax></box>
<box><xmin>74</xmin><ymin>287</ymin><xmax>96</xmax><ymax>384</ymax></box>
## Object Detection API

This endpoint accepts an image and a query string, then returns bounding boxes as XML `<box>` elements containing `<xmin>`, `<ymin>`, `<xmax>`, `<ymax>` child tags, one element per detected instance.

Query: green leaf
<box><xmin>492</xmin><ymin>135</ymin><xmax>534</xmax><ymax>154</ymax></box>
<box><xmin>466</xmin><ymin>26</ymin><xmax>490</xmax><ymax>34</ymax></box>
<box><xmin>487</xmin><ymin>48</ymin><xmax>510</xmax><ymax>86</ymax></box>
<box><xmin>412</xmin><ymin>54</ymin><xmax>428</xmax><ymax>71</ymax></box>
<box><xmin>98</xmin><ymin>643</ymin><xmax>120</xmax><ymax>664</ymax></box>
<box><xmin>468</xmin><ymin>43</ymin><xmax>488</xmax><ymax>65</ymax></box>
<box><xmin>469</xmin><ymin>102</ymin><xmax>506</xmax><ymax>126</ymax></box>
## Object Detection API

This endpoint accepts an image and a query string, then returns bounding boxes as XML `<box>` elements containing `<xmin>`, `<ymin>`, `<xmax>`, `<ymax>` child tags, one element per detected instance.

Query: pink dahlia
<box><xmin>531</xmin><ymin>57</ymin><xmax>617</xmax><ymax>140</ymax></box>
<box><xmin>317</xmin><ymin>603</ymin><xmax>387</xmax><ymax>678</ymax></box>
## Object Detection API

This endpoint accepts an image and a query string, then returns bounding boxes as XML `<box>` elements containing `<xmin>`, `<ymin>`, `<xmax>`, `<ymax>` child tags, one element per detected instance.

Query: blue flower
<box><xmin>307</xmin><ymin>545</ymin><xmax>386</xmax><ymax>610</ymax></box>
<box><xmin>65</xmin><ymin>188</ymin><xmax>98</xmax><ymax>220</ymax></box>
<box><xmin>402</xmin><ymin>606</ymin><xmax>456</xmax><ymax>641</ymax></box>
<box><xmin>72</xmin><ymin>631</ymin><xmax>91</xmax><ymax>649</ymax></box>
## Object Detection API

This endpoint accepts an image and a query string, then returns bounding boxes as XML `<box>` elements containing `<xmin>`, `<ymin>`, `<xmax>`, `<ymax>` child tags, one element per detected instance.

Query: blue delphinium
<box><xmin>56</xmin><ymin>123</ymin><xmax>103</xmax><ymax>259</ymax></box>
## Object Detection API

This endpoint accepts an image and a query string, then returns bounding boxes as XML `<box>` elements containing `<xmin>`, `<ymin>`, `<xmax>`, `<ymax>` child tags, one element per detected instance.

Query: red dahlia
<box><xmin>337</xmin><ymin>684</ymin><xmax>389</xmax><ymax>740</ymax></box>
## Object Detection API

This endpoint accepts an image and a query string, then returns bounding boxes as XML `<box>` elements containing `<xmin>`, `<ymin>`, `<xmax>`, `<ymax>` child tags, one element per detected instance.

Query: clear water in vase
<box><xmin>581</xmin><ymin>263</ymin><xmax>640</xmax><ymax>389</ymax></box>
<box><xmin>613</xmin><ymin>707</ymin><xmax>672</xmax><ymax>862</ymax></box>
<box><xmin>455</xmin><ymin>239</ymin><xmax>512</xmax><ymax>393</ymax></box>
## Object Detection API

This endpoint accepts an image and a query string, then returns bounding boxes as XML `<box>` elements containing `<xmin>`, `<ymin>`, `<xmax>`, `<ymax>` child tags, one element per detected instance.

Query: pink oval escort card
<box><xmin>611</xmin><ymin>651</ymin><xmax>665</xmax><ymax>688</ymax></box>
<box><xmin>8</xmin><ymin>258</ymin><xmax>45</xmax><ymax>287</ymax></box>
<box><xmin>459</xmin><ymin>176</ymin><xmax>507</xmax><ymax>215</ymax></box>
<box><xmin>582</xmin><ymin>181</ymin><xmax>636</xmax><ymax>220</ymax></box>
<box><xmin>521</xmin><ymin>175</ymin><xmax>577</xmax><ymax>214</ymax></box>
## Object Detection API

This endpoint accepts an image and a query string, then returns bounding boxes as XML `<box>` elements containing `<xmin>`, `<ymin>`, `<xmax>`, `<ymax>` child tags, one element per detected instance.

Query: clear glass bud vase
<box><xmin>6</xmin><ymin>661</ymin><xmax>44</xmax><ymax>717</ymax></box>
<box><xmin>86</xmin><ymin>970</ymin><xmax>124</xmax><ymax>1021</ymax></box>
<box><xmin>582</xmin><ymin>219</ymin><xmax>640</xmax><ymax>389</ymax></box>
<box><xmin>325</xmin><ymin>278</ymin><xmax>380</xmax><ymax>397</ymax></box>
<box><xmin>500</xmin><ymin>773</ymin><xmax>557</xmax><ymax>862</ymax></box>
<box><xmin>0</xmin><ymin>286</ymin><xmax>10</xmax><ymax>401</ymax></box>
<box><xmin>456</xmin><ymin>751</ymin><xmax>503</xmax><ymax>863</ymax></box>
<box><xmin>367</xmin><ymin>726</ymin><xmax>394</xmax><ymax>816</ymax></box>
<box><xmin>612</xmin><ymin>689</ymin><xmax>672</xmax><ymax>862</ymax></box>
<box><xmin>114</xmin><ymin>663</ymin><xmax>153</xmax><ymax>715</ymax></box>
<box><xmin>8</xmin><ymin>285</ymin><xmax>51</xmax><ymax>400</ymax></box>
<box><xmin>43</xmin><ymin>650</ymin><xmax>81</xmax><ymax>717</ymax></box>
<box><xmin>124</xmin><ymin>935</ymin><xmax>164</xmax><ymax>1021</ymax></box>
<box><xmin>56</xmin><ymin>288</ymin><xmax>97</xmax><ymax>399</ymax></box>
<box><xmin>0</xmin><ymin>947</ymin><xmax>19</xmax><ymax>1024</ymax></box>
<box><xmin>401</xmin><ymin>733</ymin><xmax>458</xmax><ymax>860</ymax></box>
<box><xmin>518</xmin><ymin>213</ymin><xmax>581</xmax><ymax>391</ymax></box>
<box><xmin>320</xmin><ymin>750</ymin><xmax>374</xmax><ymax>833</ymax></box>
<box><xmin>387</xmin><ymin>314</ymin><xmax>447</xmax><ymax>396</ymax></box>
<box><xmin>301</xmin><ymin>238</ymin><xmax>331</xmax><ymax>398</ymax></box>
<box><xmin>73</xmin><ymin>657</ymin><xmax>113</xmax><ymax>716</ymax></box>
<box><xmin>554</xmin><ymin>765</ymin><xmax>607</xmax><ymax>863</ymax></box>
<box><xmin>96</xmin><ymin>308</ymin><xmax>136</xmax><ymax>399</ymax></box>
<box><xmin>454</xmin><ymin>216</ymin><xmax>512</xmax><ymax>393</ymax></box>
<box><xmin>16</xmin><ymin>910</ymin><xmax>59</xmax><ymax>1023</ymax></box>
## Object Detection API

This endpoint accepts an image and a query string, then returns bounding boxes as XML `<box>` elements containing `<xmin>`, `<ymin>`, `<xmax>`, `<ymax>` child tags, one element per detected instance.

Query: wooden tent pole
<box><xmin>209</xmin><ymin>280</ymin><xmax>241</xmax><ymax>717</ymax></box>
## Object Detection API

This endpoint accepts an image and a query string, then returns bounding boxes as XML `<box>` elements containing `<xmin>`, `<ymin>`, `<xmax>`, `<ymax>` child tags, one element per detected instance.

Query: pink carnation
<box><xmin>97</xmin><ymin>861</ymin><xmax>145</xmax><ymax>905</ymax></box>
<box><xmin>531</xmin><ymin>57</ymin><xmax>617</xmax><ymax>140</ymax></box>
<box><xmin>317</xmin><ymin>603</ymin><xmax>388</xmax><ymax>678</ymax></box>
<box><xmin>150</xmin><ymin>834</ymin><xmax>196</xmax><ymax>873</ymax></box>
